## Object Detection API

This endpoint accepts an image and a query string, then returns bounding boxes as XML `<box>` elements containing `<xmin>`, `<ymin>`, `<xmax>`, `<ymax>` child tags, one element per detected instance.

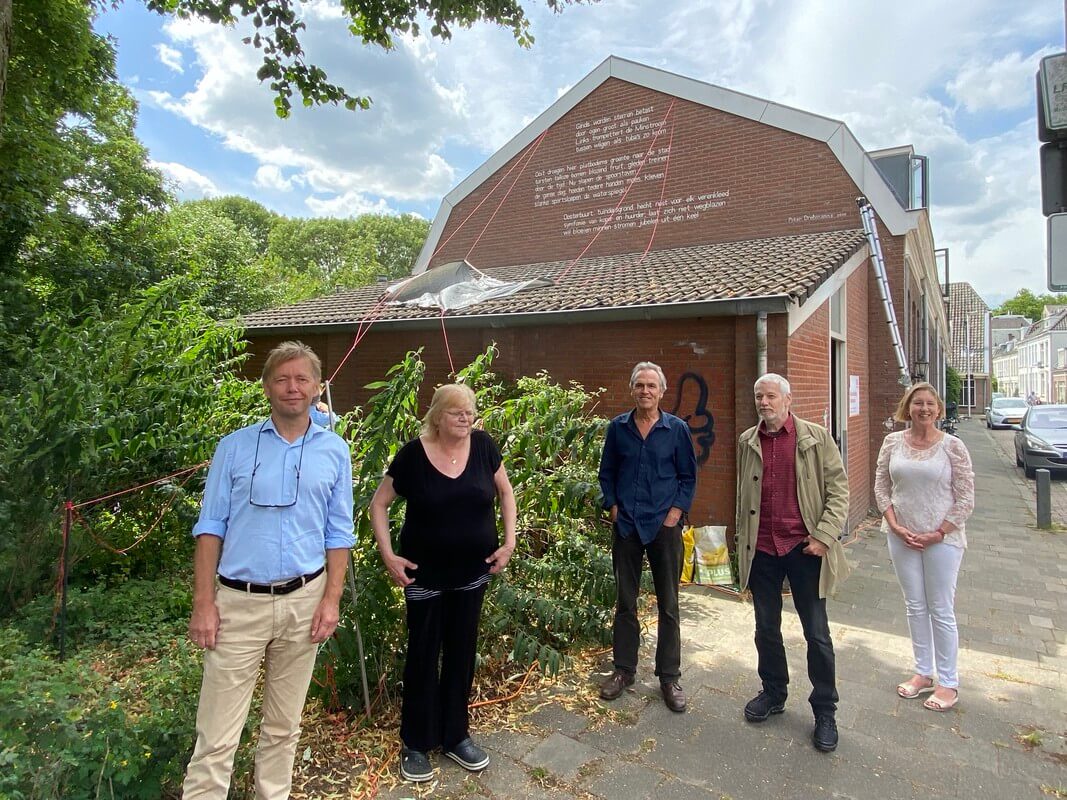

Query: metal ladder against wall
<box><xmin>857</xmin><ymin>197</ymin><xmax>912</xmax><ymax>388</ymax></box>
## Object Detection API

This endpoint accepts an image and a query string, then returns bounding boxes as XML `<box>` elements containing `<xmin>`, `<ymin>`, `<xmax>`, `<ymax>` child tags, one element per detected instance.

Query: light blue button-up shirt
<box><xmin>193</xmin><ymin>417</ymin><xmax>355</xmax><ymax>583</ymax></box>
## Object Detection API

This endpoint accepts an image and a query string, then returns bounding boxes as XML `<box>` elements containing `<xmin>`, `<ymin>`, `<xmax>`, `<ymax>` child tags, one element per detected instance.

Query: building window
<box><xmin>962</xmin><ymin>375</ymin><xmax>976</xmax><ymax>408</ymax></box>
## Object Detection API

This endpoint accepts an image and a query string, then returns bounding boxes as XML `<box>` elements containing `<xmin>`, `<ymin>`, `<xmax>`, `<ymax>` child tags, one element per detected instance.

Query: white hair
<box><xmin>754</xmin><ymin>373</ymin><xmax>791</xmax><ymax>395</ymax></box>
<box><xmin>630</xmin><ymin>361</ymin><xmax>667</xmax><ymax>390</ymax></box>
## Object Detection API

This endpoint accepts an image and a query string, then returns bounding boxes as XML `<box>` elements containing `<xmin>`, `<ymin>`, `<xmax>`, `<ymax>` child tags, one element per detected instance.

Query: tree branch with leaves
<box><xmin>143</xmin><ymin>0</ymin><xmax>582</xmax><ymax>116</ymax></box>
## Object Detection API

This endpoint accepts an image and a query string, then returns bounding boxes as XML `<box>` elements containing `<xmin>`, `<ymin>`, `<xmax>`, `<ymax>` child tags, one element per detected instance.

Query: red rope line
<box><xmin>465</xmin><ymin>130</ymin><xmax>549</xmax><ymax>262</ymax></box>
<box><xmin>553</xmin><ymin>100</ymin><xmax>676</xmax><ymax>286</ymax></box>
<box><xmin>327</xmin><ymin>273</ymin><xmax>421</xmax><ymax>385</ymax></box>
<box><xmin>71</xmin><ymin>461</ymin><xmax>210</xmax><ymax>509</ymax></box>
<box><xmin>429</xmin><ymin>130</ymin><xmax>550</xmax><ymax>264</ymax></box>
<box><xmin>439</xmin><ymin>308</ymin><xmax>455</xmax><ymax>375</ymax></box>
<box><xmin>571</xmin><ymin>119</ymin><xmax>677</xmax><ymax>289</ymax></box>
<box><xmin>69</xmin><ymin>466</ymin><xmax>202</xmax><ymax>555</ymax></box>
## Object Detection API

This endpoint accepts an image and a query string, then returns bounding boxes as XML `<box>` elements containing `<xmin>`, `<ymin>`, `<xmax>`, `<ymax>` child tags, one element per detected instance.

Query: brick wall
<box><xmin>787</xmin><ymin>304</ymin><xmax>831</xmax><ymax>427</ymax></box>
<box><xmin>866</xmin><ymin>221</ymin><xmax>907</xmax><ymax>500</ymax></box>
<box><xmin>846</xmin><ymin>262</ymin><xmax>871</xmax><ymax>526</ymax></box>
<box><xmin>428</xmin><ymin>78</ymin><xmax>862</xmax><ymax>272</ymax></box>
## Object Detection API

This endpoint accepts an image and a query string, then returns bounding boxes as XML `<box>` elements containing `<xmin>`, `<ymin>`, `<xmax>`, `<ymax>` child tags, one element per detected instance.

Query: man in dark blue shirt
<box><xmin>598</xmin><ymin>361</ymin><xmax>697</xmax><ymax>712</ymax></box>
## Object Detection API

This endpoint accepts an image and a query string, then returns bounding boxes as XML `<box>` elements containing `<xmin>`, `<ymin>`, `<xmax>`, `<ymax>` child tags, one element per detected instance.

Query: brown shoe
<box><xmin>599</xmin><ymin>670</ymin><xmax>635</xmax><ymax>700</ymax></box>
<box><xmin>661</xmin><ymin>681</ymin><xmax>686</xmax><ymax>712</ymax></box>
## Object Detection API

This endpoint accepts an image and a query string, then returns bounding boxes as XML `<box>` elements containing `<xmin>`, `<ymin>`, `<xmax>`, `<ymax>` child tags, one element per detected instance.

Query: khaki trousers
<box><xmin>182</xmin><ymin>574</ymin><xmax>325</xmax><ymax>799</ymax></box>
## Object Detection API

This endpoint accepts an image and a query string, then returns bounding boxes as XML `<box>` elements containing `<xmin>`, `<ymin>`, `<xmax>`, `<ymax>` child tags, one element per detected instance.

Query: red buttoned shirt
<box><xmin>756</xmin><ymin>413</ymin><xmax>809</xmax><ymax>556</ymax></box>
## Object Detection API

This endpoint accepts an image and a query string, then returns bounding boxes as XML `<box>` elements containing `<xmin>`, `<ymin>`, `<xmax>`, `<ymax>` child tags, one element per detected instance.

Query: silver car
<box><xmin>1014</xmin><ymin>405</ymin><xmax>1067</xmax><ymax>478</ymax></box>
<box><xmin>987</xmin><ymin>397</ymin><xmax>1028</xmax><ymax>429</ymax></box>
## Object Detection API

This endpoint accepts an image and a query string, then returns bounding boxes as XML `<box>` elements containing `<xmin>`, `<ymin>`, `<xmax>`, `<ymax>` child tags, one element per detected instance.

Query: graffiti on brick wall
<box><xmin>670</xmin><ymin>371</ymin><xmax>715</xmax><ymax>464</ymax></box>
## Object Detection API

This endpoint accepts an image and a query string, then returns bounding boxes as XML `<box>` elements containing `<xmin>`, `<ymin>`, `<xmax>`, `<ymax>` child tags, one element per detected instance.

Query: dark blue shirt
<box><xmin>598</xmin><ymin>409</ymin><xmax>698</xmax><ymax>544</ymax></box>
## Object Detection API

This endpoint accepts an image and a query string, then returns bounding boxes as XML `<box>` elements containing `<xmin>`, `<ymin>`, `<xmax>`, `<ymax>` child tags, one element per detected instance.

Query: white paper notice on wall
<box><xmin>849</xmin><ymin>375</ymin><xmax>861</xmax><ymax>416</ymax></box>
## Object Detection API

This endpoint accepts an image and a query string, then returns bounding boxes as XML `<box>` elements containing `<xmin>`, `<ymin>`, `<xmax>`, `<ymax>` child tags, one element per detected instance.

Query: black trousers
<box><xmin>611</xmin><ymin>524</ymin><xmax>682</xmax><ymax>682</ymax></box>
<box><xmin>400</xmin><ymin>584</ymin><xmax>487</xmax><ymax>752</ymax></box>
<box><xmin>748</xmin><ymin>543</ymin><xmax>838</xmax><ymax>715</ymax></box>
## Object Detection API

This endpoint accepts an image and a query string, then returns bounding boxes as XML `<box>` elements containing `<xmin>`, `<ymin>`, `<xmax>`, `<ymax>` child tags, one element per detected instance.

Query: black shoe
<box><xmin>400</xmin><ymin>746</ymin><xmax>433</xmax><ymax>782</ymax></box>
<box><xmin>813</xmin><ymin>714</ymin><xmax>838</xmax><ymax>752</ymax></box>
<box><xmin>444</xmin><ymin>737</ymin><xmax>490</xmax><ymax>771</ymax></box>
<box><xmin>661</xmin><ymin>681</ymin><xmax>687</xmax><ymax>712</ymax></box>
<box><xmin>599</xmin><ymin>669</ymin><xmax>635</xmax><ymax>700</ymax></box>
<box><xmin>744</xmin><ymin>691</ymin><xmax>785</xmax><ymax>722</ymax></box>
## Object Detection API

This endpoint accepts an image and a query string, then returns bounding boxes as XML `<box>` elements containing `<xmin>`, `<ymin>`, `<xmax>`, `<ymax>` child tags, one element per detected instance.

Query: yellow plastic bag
<box><xmin>693</xmin><ymin>525</ymin><xmax>733</xmax><ymax>585</ymax></box>
<box><xmin>680</xmin><ymin>526</ymin><xmax>695</xmax><ymax>583</ymax></box>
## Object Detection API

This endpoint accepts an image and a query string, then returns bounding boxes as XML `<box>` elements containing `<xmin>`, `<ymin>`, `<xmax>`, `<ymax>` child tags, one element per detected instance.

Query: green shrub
<box><xmin>0</xmin><ymin>627</ymin><xmax>204</xmax><ymax>799</ymax></box>
<box><xmin>13</xmin><ymin>577</ymin><xmax>192</xmax><ymax>652</ymax></box>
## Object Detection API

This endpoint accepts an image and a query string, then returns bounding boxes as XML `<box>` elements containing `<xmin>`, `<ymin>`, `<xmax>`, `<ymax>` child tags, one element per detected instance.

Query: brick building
<box><xmin>947</xmin><ymin>282</ymin><xmax>991</xmax><ymax>415</ymax></box>
<box><xmin>243</xmin><ymin>57</ymin><xmax>949</xmax><ymax>533</ymax></box>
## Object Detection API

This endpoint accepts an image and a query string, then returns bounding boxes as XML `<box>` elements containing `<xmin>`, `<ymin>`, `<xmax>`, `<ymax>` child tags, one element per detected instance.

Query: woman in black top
<box><xmin>370</xmin><ymin>383</ymin><xmax>517</xmax><ymax>783</ymax></box>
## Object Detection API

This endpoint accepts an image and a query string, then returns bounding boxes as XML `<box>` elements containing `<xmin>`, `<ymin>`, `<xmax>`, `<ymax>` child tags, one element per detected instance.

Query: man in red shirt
<box><xmin>734</xmin><ymin>374</ymin><xmax>850</xmax><ymax>752</ymax></box>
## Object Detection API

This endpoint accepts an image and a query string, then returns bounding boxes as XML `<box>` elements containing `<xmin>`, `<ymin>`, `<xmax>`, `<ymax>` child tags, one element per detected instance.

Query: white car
<box><xmin>987</xmin><ymin>397</ymin><xmax>1028</xmax><ymax>429</ymax></box>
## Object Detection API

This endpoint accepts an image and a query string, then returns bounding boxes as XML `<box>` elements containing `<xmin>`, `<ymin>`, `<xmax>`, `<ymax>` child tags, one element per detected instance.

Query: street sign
<box><xmin>1049</xmin><ymin>213</ymin><xmax>1067</xmax><ymax>291</ymax></box>
<box><xmin>1039</xmin><ymin>54</ymin><xmax>1067</xmax><ymax>135</ymax></box>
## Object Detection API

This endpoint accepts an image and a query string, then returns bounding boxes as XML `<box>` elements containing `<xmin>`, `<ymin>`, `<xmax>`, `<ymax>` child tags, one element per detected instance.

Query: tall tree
<box><xmin>993</xmin><ymin>288</ymin><xmax>1067</xmax><ymax>322</ymax></box>
<box><xmin>0</xmin><ymin>0</ymin><xmax>169</xmax><ymax>387</ymax></box>
<box><xmin>352</xmin><ymin>213</ymin><xmax>430</xmax><ymax>281</ymax></box>
<box><xmin>158</xmin><ymin>202</ymin><xmax>274</xmax><ymax>319</ymax></box>
<box><xmin>0</xmin><ymin>0</ymin><xmax>10</xmax><ymax>125</ymax></box>
<box><xmin>188</xmin><ymin>195</ymin><xmax>280</xmax><ymax>254</ymax></box>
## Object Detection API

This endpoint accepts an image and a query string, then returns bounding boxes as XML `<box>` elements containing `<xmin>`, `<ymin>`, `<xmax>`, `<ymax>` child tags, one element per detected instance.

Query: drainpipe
<box><xmin>756</xmin><ymin>312</ymin><xmax>768</xmax><ymax>376</ymax></box>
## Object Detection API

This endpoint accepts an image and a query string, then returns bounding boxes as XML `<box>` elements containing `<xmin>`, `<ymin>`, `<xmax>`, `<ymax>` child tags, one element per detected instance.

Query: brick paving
<box><xmin>376</xmin><ymin>421</ymin><xmax>1067</xmax><ymax>799</ymax></box>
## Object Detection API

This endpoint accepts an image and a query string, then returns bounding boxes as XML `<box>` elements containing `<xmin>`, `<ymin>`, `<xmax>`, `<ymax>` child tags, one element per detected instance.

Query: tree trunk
<box><xmin>0</xmin><ymin>0</ymin><xmax>11</xmax><ymax>127</ymax></box>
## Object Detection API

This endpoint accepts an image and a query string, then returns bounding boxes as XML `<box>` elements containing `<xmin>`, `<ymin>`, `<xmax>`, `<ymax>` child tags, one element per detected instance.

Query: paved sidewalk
<box><xmin>379</xmin><ymin>422</ymin><xmax>1067</xmax><ymax>799</ymax></box>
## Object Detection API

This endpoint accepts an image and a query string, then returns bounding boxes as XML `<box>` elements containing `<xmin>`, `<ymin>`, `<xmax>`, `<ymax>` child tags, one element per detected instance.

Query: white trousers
<box><xmin>887</xmin><ymin>534</ymin><xmax>964</xmax><ymax>689</ymax></box>
<box><xmin>182</xmin><ymin>574</ymin><xmax>325</xmax><ymax>799</ymax></box>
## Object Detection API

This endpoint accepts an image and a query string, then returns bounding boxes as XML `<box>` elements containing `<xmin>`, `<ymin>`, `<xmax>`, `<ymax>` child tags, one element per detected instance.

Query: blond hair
<box><xmin>893</xmin><ymin>382</ymin><xmax>945</xmax><ymax>422</ymax></box>
<box><xmin>261</xmin><ymin>341</ymin><xmax>322</xmax><ymax>383</ymax></box>
<box><xmin>421</xmin><ymin>383</ymin><xmax>477</xmax><ymax>438</ymax></box>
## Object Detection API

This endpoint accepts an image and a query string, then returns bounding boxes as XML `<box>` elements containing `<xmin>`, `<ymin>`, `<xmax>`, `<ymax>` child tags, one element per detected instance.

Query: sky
<box><xmin>95</xmin><ymin>0</ymin><xmax>1065</xmax><ymax>309</ymax></box>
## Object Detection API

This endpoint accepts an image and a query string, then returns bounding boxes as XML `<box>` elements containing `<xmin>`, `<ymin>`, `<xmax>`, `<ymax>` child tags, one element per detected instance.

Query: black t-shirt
<box><xmin>387</xmin><ymin>429</ymin><xmax>503</xmax><ymax>590</ymax></box>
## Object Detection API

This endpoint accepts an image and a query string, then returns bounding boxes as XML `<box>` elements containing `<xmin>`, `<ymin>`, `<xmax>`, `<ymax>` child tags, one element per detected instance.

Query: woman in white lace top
<box><xmin>875</xmin><ymin>383</ymin><xmax>974</xmax><ymax>712</ymax></box>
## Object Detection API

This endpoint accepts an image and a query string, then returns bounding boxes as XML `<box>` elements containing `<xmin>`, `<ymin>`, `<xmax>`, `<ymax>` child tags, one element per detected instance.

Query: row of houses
<box><xmin>241</xmin><ymin>56</ymin><xmax>953</xmax><ymax>529</ymax></box>
<box><xmin>991</xmin><ymin>308</ymin><xmax>1067</xmax><ymax>405</ymax></box>
<box><xmin>949</xmin><ymin>279</ymin><xmax>1067</xmax><ymax>408</ymax></box>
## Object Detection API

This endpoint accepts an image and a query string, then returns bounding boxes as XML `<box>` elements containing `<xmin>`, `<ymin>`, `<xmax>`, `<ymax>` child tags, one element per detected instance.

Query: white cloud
<box><xmin>947</xmin><ymin>47</ymin><xmax>1059</xmax><ymax>113</ymax></box>
<box><xmin>151</xmin><ymin>160</ymin><xmax>219</xmax><ymax>198</ymax></box>
<box><xmin>154</xmin><ymin>43</ymin><xmax>184</xmax><ymax>73</ymax></box>
<box><xmin>305</xmin><ymin>191</ymin><xmax>395</xmax><ymax>217</ymax></box>
<box><xmin>254</xmin><ymin>165</ymin><xmax>297</xmax><ymax>192</ymax></box>
<box><xmin>149</xmin><ymin>15</ymin><xmax>463</xmax><ymax>209</ymax></box>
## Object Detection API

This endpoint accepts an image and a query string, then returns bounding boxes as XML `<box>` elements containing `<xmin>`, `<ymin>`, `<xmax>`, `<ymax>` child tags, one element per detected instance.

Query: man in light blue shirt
<box><xmin>183</xmin><ymin>341</ymin><xmax>354</xmax><ymax>800</ymax></box>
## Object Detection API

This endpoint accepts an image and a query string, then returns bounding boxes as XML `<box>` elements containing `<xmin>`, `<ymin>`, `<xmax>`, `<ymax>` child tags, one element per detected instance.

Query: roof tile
<box><xmin>243</xmin><ymin>229</ymin><xmax>867</xmax><ymax>331</ymax></box>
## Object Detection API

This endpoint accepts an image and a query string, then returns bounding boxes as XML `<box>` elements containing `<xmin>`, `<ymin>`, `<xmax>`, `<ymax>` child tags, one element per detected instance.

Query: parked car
<box><xmin>987</xmin><ymin>397</ymin><xmax>1028</xmax><ymax>429</ymax></box>
<box><xmin>1014</xmin><ymin>404</ymin><xmax>1067</xmax><ymax>478</ymax></box>
<box><xmin>984</xmin><ymin>391</ymin><xmax>1006</xmax><ymax>418</ymax></box>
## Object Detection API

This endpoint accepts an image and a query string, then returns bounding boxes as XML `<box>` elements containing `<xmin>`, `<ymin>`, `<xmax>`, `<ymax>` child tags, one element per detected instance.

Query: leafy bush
<box><xmin>13</xmin><ymin>577</ymin><xmax>192</xmax><ymax>652</ymax></box>
<box><xmin>0</xmin><ymin>281</ymin><xmax>261</xmax><ymax>614</ymax></box>
<box><xmin>0</xmin><ymin>627</ymin><xmax>203</xmax><ymax>799</ymax></box>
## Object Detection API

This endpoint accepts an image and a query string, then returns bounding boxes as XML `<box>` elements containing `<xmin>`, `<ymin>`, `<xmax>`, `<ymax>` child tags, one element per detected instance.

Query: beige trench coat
<box><xmin>735</xmin><ymin>415</ymin><xmax>851</xmax><ymax>598</ymax></box>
